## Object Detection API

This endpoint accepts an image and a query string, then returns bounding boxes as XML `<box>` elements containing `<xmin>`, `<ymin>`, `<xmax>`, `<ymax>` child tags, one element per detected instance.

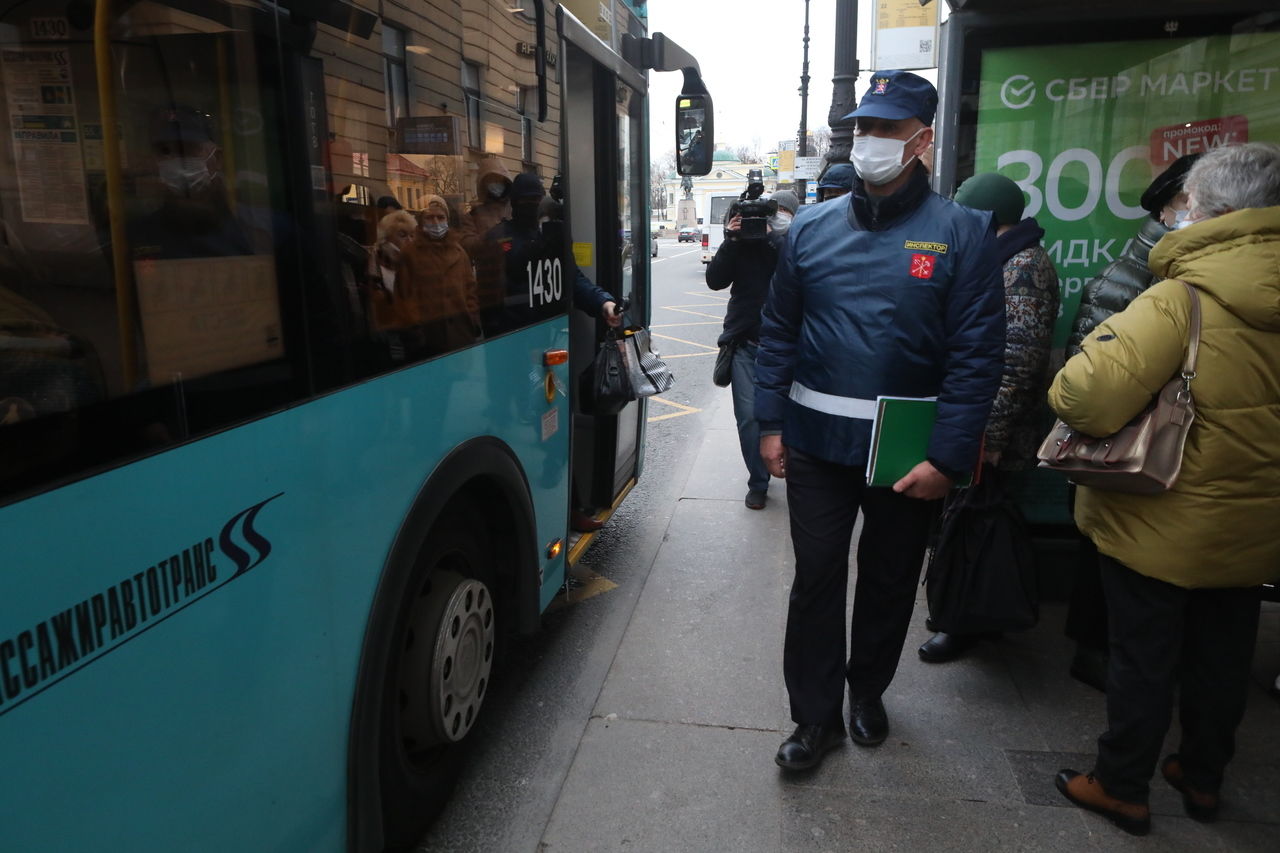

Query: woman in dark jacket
<box><xmin>918</xmin><ymin>172</ymin><xmax>1059</xmax><ymax>662</ymax></box>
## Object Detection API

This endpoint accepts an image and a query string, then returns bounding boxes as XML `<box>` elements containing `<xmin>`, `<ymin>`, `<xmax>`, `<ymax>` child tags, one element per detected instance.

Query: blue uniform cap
<box><xmin>817</xmin><ymin>162</ymin><xmax>856</xmax><ymax>190</ymax></box>
<box><xmin>844</xmin><ymin>70</ymin><xmax>938</xmax><ymax>126</ymax></box>
<box><xmin>150</xmin><ymin>105</ymin><xmax>215</xmax><ymax>144</ymax></box>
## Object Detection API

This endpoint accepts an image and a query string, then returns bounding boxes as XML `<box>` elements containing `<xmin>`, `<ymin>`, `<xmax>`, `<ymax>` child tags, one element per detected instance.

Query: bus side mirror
<box><xmin>676</xmin><ymin>94</ymin><xmax>713</xmax><ymax>176</ymax></box>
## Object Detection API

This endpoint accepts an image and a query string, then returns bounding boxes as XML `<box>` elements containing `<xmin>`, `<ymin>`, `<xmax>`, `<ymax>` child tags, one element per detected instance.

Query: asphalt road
<box><xmin>417</xmin><ymin>238</ymin><xmax>731</xmax><ymax>852</ymax></box>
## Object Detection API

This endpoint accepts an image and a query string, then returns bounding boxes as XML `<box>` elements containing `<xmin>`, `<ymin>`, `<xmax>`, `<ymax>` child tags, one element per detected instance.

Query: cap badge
<box><xmin>873</xmin><ymin>77</ymin><xmax>889</xmax><ymax>95</ymax></box>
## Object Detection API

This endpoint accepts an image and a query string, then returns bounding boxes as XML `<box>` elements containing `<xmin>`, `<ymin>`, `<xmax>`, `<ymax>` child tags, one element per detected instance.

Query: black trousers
<box><xmin>1094</xmin><ymin>554</ymin><xmax>1262</xmax><ymax>802</ymax></box>
<box><xmin>1065</xmin><ymin>485</ymin><xmax>1109</xmax><ymax>652</ymax></box>
<box><xmin>783</xmin><ymin>448</ymin><xmax>939</xmax><ymax>726</ymax></box>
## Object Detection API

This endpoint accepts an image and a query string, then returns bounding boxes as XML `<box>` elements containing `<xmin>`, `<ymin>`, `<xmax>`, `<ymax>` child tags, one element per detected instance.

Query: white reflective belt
<box><xmin>788</xmin><ymin>383</ymin><xmax>938</xmax><ymax>420</ymax></box>
<box><xmin>789</xmin><ymin>383</ymin><xmax>878</xmax><ymax>420</ymax></box>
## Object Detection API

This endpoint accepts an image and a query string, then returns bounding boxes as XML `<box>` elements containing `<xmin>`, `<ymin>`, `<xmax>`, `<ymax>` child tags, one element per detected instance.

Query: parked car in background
<box><xmin>678</xmin><ymin>227</ymin><xmax>700</xmax><ymax>243</ymax></box>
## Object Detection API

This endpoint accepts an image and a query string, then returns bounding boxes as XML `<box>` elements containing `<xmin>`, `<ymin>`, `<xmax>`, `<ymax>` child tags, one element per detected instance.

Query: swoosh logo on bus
<box><xmin>220</xmin><ymin>492</ymin><xmax>284</xmax><ymax>577</ymax></box>
<box><xmin>0</xmin><ymin>492</ymin><xmax>286</xmax><ymax>717</ymax></box>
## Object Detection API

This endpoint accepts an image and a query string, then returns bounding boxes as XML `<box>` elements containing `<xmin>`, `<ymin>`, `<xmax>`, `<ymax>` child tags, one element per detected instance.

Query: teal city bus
<box><xmin>0</xmin><ymin>1</ymin><xmax>710</xmax><ymax>849</ymax></box>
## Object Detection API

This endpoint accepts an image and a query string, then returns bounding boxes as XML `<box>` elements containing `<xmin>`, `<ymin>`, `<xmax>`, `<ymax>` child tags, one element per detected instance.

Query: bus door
<box><xmin>559</xmin><ymin>12</ymin><xmax>650</xmax><ymax>513</ymax></box>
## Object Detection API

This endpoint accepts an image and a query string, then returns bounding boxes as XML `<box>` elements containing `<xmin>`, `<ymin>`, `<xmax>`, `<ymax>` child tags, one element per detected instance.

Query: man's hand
<box><xmin>892</xmin><ymin>460</ymin><xmax>952</xmax><ymax>500</ymax></box>
<box><xmin>601</xmin><ymin>300</ymin><xmax>622</xmax><ymax>328</ymax></box>
<box><xmin>726</xmin><ymin>214</ymin><xmax>742</xmax><ymax>233</ymax></box>
<box><xmin>760</xmin><ymin>434</ymin><xmax>787</xmax><ymax>479</ymax></box>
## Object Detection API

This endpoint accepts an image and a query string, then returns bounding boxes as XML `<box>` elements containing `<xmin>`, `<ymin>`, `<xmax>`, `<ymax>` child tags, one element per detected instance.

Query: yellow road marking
<box><xmin>663</xmin><ymin>351</ymin><xmax>716</xmax><ymax>359</ymax></box>
<box><xmin>547</xmin><ymin>566</ymin><xmax>619</xmax><ymax>611</ymax></box>
<box><xmin>689</xmin><ymin>291</ymin><xmax>729</xmax><ymax>302</ymax></box>
<box><xmin>651</xmin><ymin>331</ymin><xmax>717</xmax><ymax>351</ymax></box>
<box><xmin>661</xmin><ymin>306</ymin><xmax>723</xmax><ymax>320</ymax></box>
<box><xmin>661</xmin><ymin>302</ymin><xmax>727</xmax><ymax>308</ymax></box>
<box><xmin>647</xmin><ymin>396</ymin><xmax>700</xmax><ymax>422</ymax></box>
<box><xmin>650</xmin><ymin>321</ymin><xmax>722</xmax><ymax>328</ymax></box>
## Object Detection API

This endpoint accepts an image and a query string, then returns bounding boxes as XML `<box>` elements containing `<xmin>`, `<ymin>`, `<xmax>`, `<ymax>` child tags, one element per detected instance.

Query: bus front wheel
<box><xmin>379</xmin><ymin>512</ymin><xmax>499</xmax><ymax>848</ymax></box>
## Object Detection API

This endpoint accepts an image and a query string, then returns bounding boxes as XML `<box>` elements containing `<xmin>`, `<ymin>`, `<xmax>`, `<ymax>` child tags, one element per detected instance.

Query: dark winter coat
<box><xmin>705</xmin><ymin>232</ymin><xmax>782</xmax><ymax>346</ymax></box>
<box><xmin>1065</xmin><ymin>217</ymin><xmax>1168</xmax><ymax>358</ymax></box>
<box><xmin>755</xmin><ymin>168</ymin><xmax>1005</xmax><ymax>476</ymax></box>
<box><xmin>984</xmin><ymin>218</ymin><xmax>1059</xmax><ymax>470</ymax></box>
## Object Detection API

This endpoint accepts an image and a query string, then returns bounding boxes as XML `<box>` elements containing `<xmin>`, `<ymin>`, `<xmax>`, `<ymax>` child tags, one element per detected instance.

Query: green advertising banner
<box><xmin>976</xmin><ymin>32</ymin><xmax>1280</xmax><ymax>346</ymax></box>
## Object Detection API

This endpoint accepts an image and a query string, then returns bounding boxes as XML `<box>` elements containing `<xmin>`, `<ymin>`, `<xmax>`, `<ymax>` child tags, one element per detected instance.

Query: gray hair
<box><xmin>1184</xmin><ymin>142</ymin><xmax>1280</xmax><ymax>219</ymax></box>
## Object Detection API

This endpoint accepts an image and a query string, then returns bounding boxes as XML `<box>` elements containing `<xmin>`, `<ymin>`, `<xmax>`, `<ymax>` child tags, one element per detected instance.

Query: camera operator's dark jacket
<box><xmin>705</xmin><ymin>230</ymin><xmax>783</xmax><ymax>346</ymax></box>
<box><xmin>1065</xmin><ymin>217</ymin><xmax>1168</xmax><ymax>359</ymax></box>
<box><xmin>756</xmin><ymin>168</ymin><xmax>1005</xmax><ymax>477</ymax></box>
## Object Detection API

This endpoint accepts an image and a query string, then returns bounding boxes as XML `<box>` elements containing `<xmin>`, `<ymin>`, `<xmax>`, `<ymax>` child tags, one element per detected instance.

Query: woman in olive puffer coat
<box><xmin>1060</xmin><ymin>153</ymin><xmax>1201</xmax><ymax>692</ymax></box>
<box><xmin>1048</xmin><ymin>143</ymin><xmax>1280</xmax><ymax>837</ymax></box>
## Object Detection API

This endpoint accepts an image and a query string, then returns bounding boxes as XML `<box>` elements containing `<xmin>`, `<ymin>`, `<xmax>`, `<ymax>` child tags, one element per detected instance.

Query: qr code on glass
<box><xmin>920</xmin><ymin>39</ymin><xmax>933</xmax><ymax>52</ymax></box>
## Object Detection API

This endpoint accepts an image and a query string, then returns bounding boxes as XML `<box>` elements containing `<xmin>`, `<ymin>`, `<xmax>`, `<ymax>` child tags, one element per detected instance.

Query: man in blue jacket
<box><xmin>758</xmin><ymin>71</ymin><xmax>1005</xmax><ymax>770</ymax></box>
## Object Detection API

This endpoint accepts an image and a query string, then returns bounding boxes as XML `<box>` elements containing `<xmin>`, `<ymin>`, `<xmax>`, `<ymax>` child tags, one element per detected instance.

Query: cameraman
<box><xmin>706</xmin><ymin>188</ymin><xmax>799</xmax><ymax>510</ymax></box>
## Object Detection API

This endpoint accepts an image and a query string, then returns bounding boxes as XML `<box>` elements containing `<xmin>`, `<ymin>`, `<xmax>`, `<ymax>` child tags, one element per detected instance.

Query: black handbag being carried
<box><xmin>581</xmin><ymin>327</ymin><xmax>635</xmax><ymax>416</ymax></box>
<box><xmin>924</xmin><ymin>467</ymin><xmax>1038</xmax><ymax>635</ymax></box>
<box><xmin>712</xmin><ymin>342</ymin><xmax>734</xmax><ymax>387</ymax></box>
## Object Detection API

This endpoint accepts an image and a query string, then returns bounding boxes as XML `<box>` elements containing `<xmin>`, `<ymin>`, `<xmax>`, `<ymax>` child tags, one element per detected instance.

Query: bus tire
<box><xmin>348</xmin><ymin>439</ymin><xmax>538</xmax><ymax>853</ymax></box>
<box><xmin>377</xmin><ymin>506</ymin><xmax>497</xmax><ymax>849</ymax></box>
<box><xmin>371</xmin><ymin>504</ymin><xmax>494</xmax><ymax>845</ymax></box>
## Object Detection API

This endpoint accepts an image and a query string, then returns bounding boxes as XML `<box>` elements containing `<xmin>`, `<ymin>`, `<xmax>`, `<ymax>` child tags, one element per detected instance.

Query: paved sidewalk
<box><xmin>539</xmin><ymin>391</ymin><xmax>1280</xmax><ymax>852</ymax></box>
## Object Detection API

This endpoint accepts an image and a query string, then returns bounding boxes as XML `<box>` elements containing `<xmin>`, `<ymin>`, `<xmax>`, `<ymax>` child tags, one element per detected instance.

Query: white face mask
<box><xmin>486</xmin><ymin>182</ymin><xmax>507</xmax><ymax>199</ymax></box>
<box><xmin>769</xmin><ymin>212</ymin><xmax>793</xmax><ymax>233</ymax></box>
<box><xmin>157</xmin><ymin>154</ymin><xmax>214</xmax><ymax>194</ymax></box>
<box><xmin>851</xmin><ymin>127</ymin><xmax>925</xmax><ymax>186</ymax></box>
<box><xmin>422</xmin><ymin>221</ymin><xmax>448</xmax><ymax>239</ymax></box>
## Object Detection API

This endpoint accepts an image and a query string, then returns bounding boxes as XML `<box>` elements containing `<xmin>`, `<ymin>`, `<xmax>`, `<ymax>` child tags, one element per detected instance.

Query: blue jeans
<box><xmin>730</xmin><ymin>341</ymin><xmax>770</xmax><ymax>493</ymax></box>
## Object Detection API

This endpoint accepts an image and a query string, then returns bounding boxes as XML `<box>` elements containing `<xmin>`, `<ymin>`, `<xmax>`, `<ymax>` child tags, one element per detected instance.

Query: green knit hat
<box><xmin>954</xmin><ymin>172</ymin><xmax>1026</xmax><ymax>225</ymax></box>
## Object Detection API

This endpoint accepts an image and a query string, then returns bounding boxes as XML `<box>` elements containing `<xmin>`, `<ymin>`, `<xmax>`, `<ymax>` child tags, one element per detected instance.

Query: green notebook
<box><xmin>865</xmin><ymin>396</ymin><xmax>975</xmax><ymax>488</ymax></box>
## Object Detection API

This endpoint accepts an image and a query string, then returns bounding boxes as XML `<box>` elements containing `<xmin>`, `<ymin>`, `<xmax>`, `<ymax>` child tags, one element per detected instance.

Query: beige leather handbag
<box><xmin>1037</xmin><ymin>281</ymin><xmax>1201</xmax><ymax>495</ymax></box>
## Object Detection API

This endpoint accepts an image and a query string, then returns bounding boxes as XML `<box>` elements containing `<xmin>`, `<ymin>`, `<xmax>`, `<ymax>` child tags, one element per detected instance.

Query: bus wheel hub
<box><xmin>427</xmin><ymin>577</ymin><xmax>494</xmax><ymax>743</ymax></box>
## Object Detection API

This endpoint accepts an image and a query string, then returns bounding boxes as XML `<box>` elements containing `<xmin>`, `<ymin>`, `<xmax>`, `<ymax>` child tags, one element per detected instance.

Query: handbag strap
<box><xmin>1177</xmin><ymin>279</ymin><xmax>1202</xmax><ymax>380</ymax></box>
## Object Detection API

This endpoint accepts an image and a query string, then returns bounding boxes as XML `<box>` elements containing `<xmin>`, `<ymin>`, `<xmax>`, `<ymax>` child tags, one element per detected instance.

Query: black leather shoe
<box><xmin>849</xmin><ymin>696</ymin><xmax>888</xmax><ymax>746</ymax></box>
<box><xmin>918</xmin><ymin>632</ymin><xmax>977</xmax><ymax>663</ymax></box>
<box><xmin>745</xmin><ymin>490</ymin><xmax>767</xmax><ymax>510</ymax></box>
<box><xmin>774</xmin><ymin>724</ymin><xmax>845</xmax><ymax>770</ymax></box>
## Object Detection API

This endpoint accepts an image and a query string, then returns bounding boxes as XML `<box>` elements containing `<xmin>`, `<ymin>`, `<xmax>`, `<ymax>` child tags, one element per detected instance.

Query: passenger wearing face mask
<box><xmin>459</xmin><ymin>156</ymin><xmax>513</xmax><ymax>261</ymax></box>
<box><xmin>128</xmin><ymin>106</ymin><xmax>260</xmax><ymax>260</ymax></box>
<box><xmin>1059</xmin><ymin>152</ymin><xmax>1202</xmax><ymax>695</ymax></box>
<box><xmin>705</xmin><ymin>189</ymin><xmax>796</xmax><ymax>510</ymax></box>
<box><xmin>1066</xmin><ymin>153</ymin><xmax>1202</xmax><ymax>361</ymax></box>
<box><xmin>387</xmin><ymin>196</ymin><xmax>481</xmax><ymax>356</ymax></box>
<box><xmin>472</xmin><ymin>172</ymin><xmax>569</xmax><ymax>336</ymax></box>
<box><xmin>757</xmin><ymin>70</ymin><xmax>1004</xmax><ymax>770</ymax></box>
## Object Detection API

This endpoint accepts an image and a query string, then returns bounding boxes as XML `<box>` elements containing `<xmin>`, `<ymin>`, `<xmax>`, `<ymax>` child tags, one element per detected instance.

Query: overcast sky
<box><xmin>646</xmin><ymin>0</ymin><xmax>945</xmax><ymax>163</ymax></box>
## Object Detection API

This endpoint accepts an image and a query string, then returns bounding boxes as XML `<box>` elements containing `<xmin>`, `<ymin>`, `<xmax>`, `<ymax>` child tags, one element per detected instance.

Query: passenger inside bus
<box><xmin>372</xmin><ymin>199</ymin><xmax>481</xmax><ymax>358</ymax></box>
<box><xmin>129</xmin><ymin>106</ymin><xmax>263</xmax><ymax>261</ymax></box>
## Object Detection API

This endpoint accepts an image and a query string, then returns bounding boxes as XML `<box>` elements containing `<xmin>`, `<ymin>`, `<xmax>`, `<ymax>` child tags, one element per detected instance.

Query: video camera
<box><xmin>730</xmin><ymin>168</ymin><xmax>776</xmax><ymax>241</ymax></box>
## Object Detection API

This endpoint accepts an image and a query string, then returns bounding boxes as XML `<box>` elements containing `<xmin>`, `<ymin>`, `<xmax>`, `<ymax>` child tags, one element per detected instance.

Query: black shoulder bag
<box><xmin>924</xmin><ymin>467</ymin><xmax>1038</xmax><ymax>635</ymax></box>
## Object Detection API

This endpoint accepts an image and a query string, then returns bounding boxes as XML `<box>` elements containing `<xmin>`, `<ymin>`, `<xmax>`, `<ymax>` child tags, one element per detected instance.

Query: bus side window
<box><xmin>0</xmin><ymin>0</ymin><xmax>303</xmax><ymax>500</ymax></box>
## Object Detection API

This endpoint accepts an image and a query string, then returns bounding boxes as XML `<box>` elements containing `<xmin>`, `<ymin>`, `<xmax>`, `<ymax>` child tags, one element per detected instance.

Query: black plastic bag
<box><xmin>712</xmin><ymin>342</ymin><xmax>734</xmax><ymax>387</ymax></box>
<box><xmin>924</xmin><ymin>467</ymin><xmax>1038</xmax><ymax>635</ymax></box>
<box><xmin>582</xmin><ymin>328</ymin><xmax>635</xmax><ymax>416</ymax></box>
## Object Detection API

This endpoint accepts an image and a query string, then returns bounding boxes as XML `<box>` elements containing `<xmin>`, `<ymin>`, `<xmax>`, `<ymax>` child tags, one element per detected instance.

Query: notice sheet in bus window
<box><xmin>134</xmin><ymin>254</ymin><xmax>283</xmax><ymax>384</ymax></box>
<box><xmin>0</xmin><ymin>45</ymin><xmax>90</xmax><ymax>225</ymax></box>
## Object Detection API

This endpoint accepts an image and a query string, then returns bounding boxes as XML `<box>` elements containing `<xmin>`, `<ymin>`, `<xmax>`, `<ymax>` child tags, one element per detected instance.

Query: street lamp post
<box><xmin>825</xmin><ymin>0</ymin><xmax>860</xmax><ymax>169</ymax></box>
<box><xmin>797</xmin><ymin>0</ymin><xmax>811</xmax><ymax>202</ymax></box>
